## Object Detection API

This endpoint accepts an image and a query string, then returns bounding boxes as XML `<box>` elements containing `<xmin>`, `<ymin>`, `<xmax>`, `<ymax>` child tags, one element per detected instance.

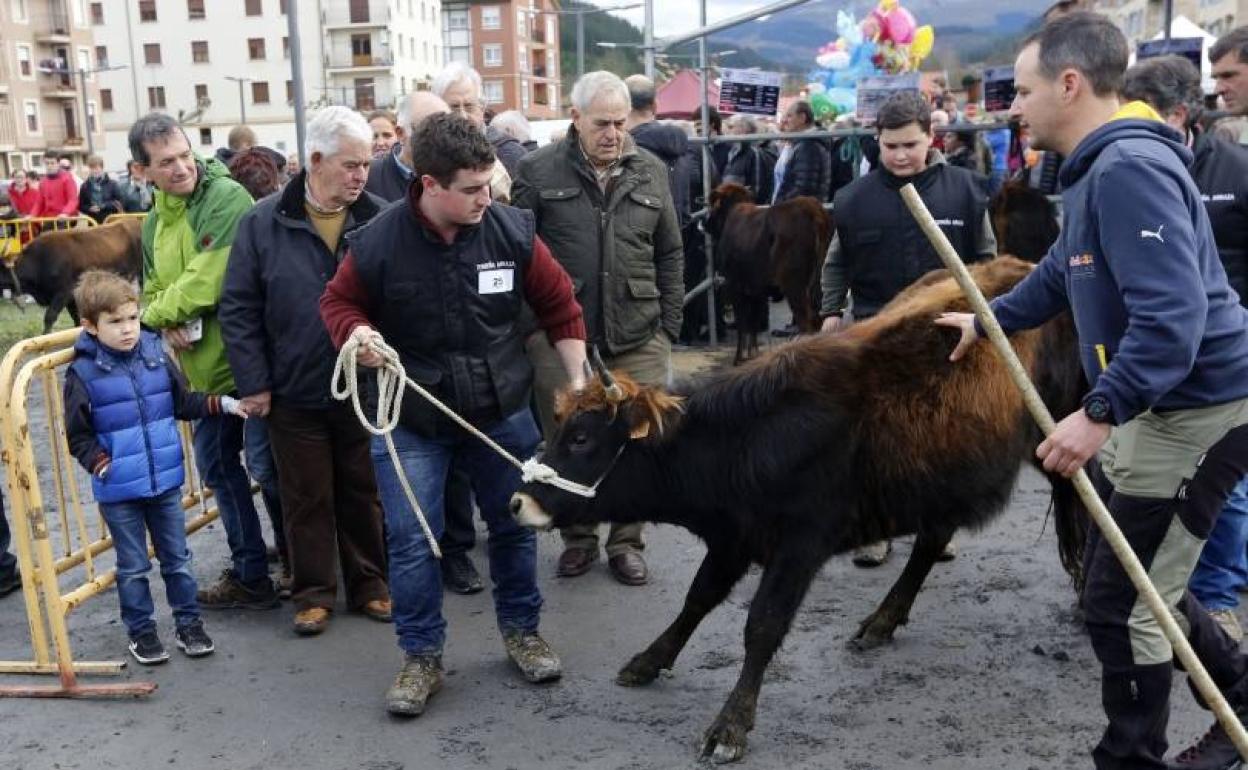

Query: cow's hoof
<box><xmin>700</xmin><ymin>719</ymin><xmax>748</xmax><ymax>764</ymax></box>
<box><xmin>616</xmin><ymin>654</ymin><xmax>663</xmax><ymax>687</ymax></box>
<box><xmin>848</xmin><ymin>617</ymin><xmax>896</xmax><ymax>651</ymax></box>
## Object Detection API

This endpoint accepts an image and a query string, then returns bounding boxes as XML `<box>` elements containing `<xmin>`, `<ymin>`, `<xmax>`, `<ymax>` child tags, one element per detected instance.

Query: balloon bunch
<box><xmin>806</xmin><ymin>1</ymin><xmax>935</xmax><ymax>121</ymax></box>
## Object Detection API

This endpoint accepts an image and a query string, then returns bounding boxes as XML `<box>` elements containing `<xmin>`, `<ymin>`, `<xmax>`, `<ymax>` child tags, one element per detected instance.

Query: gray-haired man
<box><xmin>512</xmin><ymin>71</ymin><xmax>684</xmax><ymax>586</ymax></box>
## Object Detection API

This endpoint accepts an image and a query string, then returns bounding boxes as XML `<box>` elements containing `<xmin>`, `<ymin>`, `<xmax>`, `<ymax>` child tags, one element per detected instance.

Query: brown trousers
<box><xmin>267</xmin><ymin>400</ymin><xmax>389</xmax><ymax>612</ymax></box>
<box><xmin>527</xmin><ymin>330</ymin><xmax>672</xmax><ymax>557</ymax></box>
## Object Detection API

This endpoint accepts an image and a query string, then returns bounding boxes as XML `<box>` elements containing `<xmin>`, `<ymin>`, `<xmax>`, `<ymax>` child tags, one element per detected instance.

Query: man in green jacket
<box><xmin>130</xmin><ymin>112</ymin><xmax>278</xmax><ymax>609</ymax></box>
<box><xmin>512</xmin><ymin>70</ymin><xmax>684</xmax><ymax>587</ymax></box>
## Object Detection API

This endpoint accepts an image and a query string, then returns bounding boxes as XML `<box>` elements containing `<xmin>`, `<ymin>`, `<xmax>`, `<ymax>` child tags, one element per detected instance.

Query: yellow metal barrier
<box><xmin>101</xmin><ymin>212</ymin><xmax>148</xmax><ymax>227</ymax></box>
<box><xmin>0</xmin><ymin>329</ymin><xmax>220</xmax><ymax>698</ymax></box>
<box><xmin>0</xmin><ymin>216</ymin><xmax>99</xmax><ymax>265</ymax></box>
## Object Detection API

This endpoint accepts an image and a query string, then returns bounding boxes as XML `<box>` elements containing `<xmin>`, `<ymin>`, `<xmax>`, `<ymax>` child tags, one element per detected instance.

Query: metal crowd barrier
<box><xmin>0</xmin><ymin>216</ymin><xmax>98</xmax><ymax>266</ymax></box>
<box><xmin>0</xmin><ymin>328</ymin><xmax>217</xmax><ymax>698</ymax></box>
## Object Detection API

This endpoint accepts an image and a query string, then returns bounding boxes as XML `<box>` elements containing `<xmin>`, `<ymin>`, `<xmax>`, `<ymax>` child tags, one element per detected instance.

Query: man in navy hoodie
<box><xmin>939</xmin><ymin>13</ymin><xmax>1248</xmax><ymax>770</ymax></box>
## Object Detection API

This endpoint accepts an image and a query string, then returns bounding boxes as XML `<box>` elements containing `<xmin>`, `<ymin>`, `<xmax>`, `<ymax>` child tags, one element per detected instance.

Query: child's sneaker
<box><xmin>175</xmin><ymin>620</ymin><xmax>215</xmax><ymax>657</ymax></box>
<box><xmin>128</xmin><ymin>630</ymin><xmax>169</xmax><ymax>665</ymax></box>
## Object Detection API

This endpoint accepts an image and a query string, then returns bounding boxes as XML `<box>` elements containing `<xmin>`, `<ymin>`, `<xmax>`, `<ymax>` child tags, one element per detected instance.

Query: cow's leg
<box><xmin>701</xmin><ymin>549</ymin><xmax>822</xmax><ymax>764</ymax></box>
<box><xmin>66</xmin><ymin>299</ymin><xmax>79</xmax><ymax>327</ymax></box>
<box><xmin>850</xmin><ymin>526</ymin><xmax>954</xmax><ymax>651</ymax></box>
<box><xmin>42</xmin><ymin>293</ymin><xmax>69</xmax><ymax>334</ymax></box>
<box><xmin>617</xmin><ymin>545</ymin><xmax>750</xmax><ymax>687</ymax></box>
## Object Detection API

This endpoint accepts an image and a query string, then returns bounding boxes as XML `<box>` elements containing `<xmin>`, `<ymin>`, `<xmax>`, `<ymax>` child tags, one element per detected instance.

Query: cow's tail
<box><xmin>5</xmin><ymin>262</ymin><xmax>24</xmax><ymax>309</ymax></box>
<box><xmin>1049</xmin><ymin>472</ymin><xmax>1088</xmax><ymax>594</ymax></box>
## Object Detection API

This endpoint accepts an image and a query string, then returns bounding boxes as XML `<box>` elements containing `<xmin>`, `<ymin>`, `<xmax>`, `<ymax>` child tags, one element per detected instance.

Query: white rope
<box><xmin>330</xmin><ymin>334</ymin><xmax>599</xmax><ymax>557</ymax></box>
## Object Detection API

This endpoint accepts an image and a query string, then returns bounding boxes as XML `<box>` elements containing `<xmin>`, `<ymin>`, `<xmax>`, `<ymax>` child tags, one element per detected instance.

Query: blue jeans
<box><xmin>243</xmin><ymin>417</ymin><xmax>287</xmax><ymax>562</ymax></box>
<box><xmin>372</xmin><ymin>409</ymin><xmax>542</xmax><ymax>656</ymax></box>
<box><xmin>0</xmin><ymin>489</ymin><xmax>16</xmax><ymax>580</ymax></box>
<box><xmin>1190</xmin><ymin>475</ymin><xmax>1248</xmax><ymax>611</ymax></box>
<box><xmin>99</xmin><ymin>488</ymin><xmax>199</xmax><ymax>637</ymax></box>
<box><xmin>193</xmin><ymin>414</ymin><xmax>269</xmax><ymax>585</ymax></box>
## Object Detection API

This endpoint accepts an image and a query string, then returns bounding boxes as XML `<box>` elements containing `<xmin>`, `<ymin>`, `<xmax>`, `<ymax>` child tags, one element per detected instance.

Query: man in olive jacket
<box><xmin>512</xmin><ymin>70</ymin><xmax>683</xmax><ymax>587</ymax></box>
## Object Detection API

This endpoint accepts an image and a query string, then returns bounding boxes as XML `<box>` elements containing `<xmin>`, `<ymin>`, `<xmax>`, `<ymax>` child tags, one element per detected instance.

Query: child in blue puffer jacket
<box><xmin>63</xmin><ymin>270</ymin><xmax>245</xmax><ymax>665</ymax></box>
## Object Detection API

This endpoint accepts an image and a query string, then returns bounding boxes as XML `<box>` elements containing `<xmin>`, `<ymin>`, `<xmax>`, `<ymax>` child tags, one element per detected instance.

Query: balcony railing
<box><xmin>322</xmin><ymin>2</ymin><xmax>389</xmax><ymax>27</ymax></box>
<box><xmin>325</xmin><ymin>54</ymin><xmax>393</xmax><ymax>69</ymax></box>
<box><xmin>33</xmin><ymin>10</ymin><xmax>72</xmax><ymax>41</ymax></box>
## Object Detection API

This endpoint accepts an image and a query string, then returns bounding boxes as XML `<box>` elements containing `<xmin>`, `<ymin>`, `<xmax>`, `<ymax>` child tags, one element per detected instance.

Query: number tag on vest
<box><xmin>478</xmin><ymin>268</ymin><xmax>514</xmax><ymax>295</ymax></box>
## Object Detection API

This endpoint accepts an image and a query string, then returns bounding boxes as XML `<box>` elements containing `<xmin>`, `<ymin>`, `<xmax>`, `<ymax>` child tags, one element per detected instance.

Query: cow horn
<box><xmin>590</xmin><ymin>345</ymin><xmax>624</xmax><ymax>403</ymax></box>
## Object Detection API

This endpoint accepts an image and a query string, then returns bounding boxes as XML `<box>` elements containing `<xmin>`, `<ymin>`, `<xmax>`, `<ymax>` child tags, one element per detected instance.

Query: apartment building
<box><xmin>1195</xmin><ymin>0</ymin><xmax>1245</xmax><ymax>36</ymax></box>
<box><xmin>442</xmin><ymin>0</ymin><xmax>562</xmax><ymax>119</ymax></box>
<box><xmin>0</xmin><ymin>0</ymin><xmax>105</xmax><ymax>177</ymax></box>
<box><xmin>1095</xmin><ymin>0</ymin><xmax>1245</xmax><ymax>47</ymax></box>
<box><xmin>90</xmin><ymin>0</ymin><xmax>443</xmax><ymax>172</ymax></box>
<box><xmin>323</xmin><ymin>0</ymin><xmax>444</xmax><ymax>111</ymax></box>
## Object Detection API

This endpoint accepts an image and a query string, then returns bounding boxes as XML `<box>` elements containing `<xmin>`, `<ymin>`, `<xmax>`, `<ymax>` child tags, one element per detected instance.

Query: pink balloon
<box><xmin>885</xmin><ymin>6</ymin><xmax>916</xmax><ymax>45</ymax></box>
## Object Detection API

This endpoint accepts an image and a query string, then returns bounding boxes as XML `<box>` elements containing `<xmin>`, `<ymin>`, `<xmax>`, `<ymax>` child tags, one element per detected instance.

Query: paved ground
<box><xmin>0</xmin><ymin>336</ymin><xmax>1237</xmax><ymax>770</ymax></box>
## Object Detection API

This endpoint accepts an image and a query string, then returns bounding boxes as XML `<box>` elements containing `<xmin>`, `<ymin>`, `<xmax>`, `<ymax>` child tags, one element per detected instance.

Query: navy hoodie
<box><xmin>986</xmin><ymin>112</ymin><xmax>1248</xmax><ymax>425</ymax></box>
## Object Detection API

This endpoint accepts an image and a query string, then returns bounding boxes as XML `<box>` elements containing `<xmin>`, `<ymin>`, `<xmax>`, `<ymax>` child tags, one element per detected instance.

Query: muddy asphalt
<box><xmin>0</xmin><ymin>341</ymin><xmax>1237</xmax><ymax>770</ymax></box>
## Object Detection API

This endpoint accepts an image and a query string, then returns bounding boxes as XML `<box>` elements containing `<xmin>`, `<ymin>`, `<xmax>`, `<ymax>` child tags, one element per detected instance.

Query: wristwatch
<box><xmin>1082</xmin><ymin>394</ymin><xmax>1113</xmax><ymax>425</ymax></box>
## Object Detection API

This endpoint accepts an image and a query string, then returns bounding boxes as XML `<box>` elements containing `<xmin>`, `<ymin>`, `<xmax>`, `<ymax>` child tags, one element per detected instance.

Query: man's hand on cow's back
<box><xmin>820</xmin><ymin>316</ymin><xmax>844</xmax><ymax>334</ymax></box>
<box><xmin>1037</xmin><ymin>409</ymin><xmax>1111</xmax><ymax>478</ymax></box>
<box><xmin>162</xmin><ymin>327</ymin><xmax>192</xmax><ymax>351</ymax></box>
<box><xmin>934</xmin><ymin>312</ymin><xmax>979</xmax><ymax>361</ymax></box>
<box><xmin>241</xmin><ymin>391</ymin><xmax>272</xmax><ymax>418</ymax></box>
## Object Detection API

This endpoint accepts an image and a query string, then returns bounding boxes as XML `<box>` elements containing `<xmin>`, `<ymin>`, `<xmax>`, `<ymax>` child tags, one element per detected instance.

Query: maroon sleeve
<box><xmin>524</xmin><ymin>236</ymin><xmax>586</xmax><ymax>343</ymax></box>
<box><xmin>319</xmin><ymin>251</ymin><xmax>375</xmax><ymax>349</ymax></box>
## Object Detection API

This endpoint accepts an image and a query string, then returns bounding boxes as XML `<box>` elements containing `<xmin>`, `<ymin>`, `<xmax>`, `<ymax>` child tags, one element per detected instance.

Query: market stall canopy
<box><xmin>656</xmin><ymin>69</ymin><xmax>722</xmax><ymax>120</ymax></box>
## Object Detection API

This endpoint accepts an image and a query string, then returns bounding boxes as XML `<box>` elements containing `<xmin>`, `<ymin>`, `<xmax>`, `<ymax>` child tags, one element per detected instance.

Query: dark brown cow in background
<box><xmin>990</xmin><ymin>181</ymin><xmax>1060</xmax><ymax>264</ymax></box>
<box><xmin>14</xmin><ymin>217</ymin><xmax>144</xmax><ymax>333</ymax></box>
<box><xmin>707</xmin><ymin>183</ymin><xmax>831</xmax><ymax>364</ymax></box>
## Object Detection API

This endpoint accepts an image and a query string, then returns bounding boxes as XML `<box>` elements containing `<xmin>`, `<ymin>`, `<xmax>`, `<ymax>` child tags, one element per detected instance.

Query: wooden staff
<box><xmin>900</xmin><ymin>182</ymin><xmax>1248</xmax><ymax>761</ymax></box>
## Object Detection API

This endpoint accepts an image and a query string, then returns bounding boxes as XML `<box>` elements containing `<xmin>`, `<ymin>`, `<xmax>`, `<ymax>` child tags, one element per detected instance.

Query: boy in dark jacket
<box><xmin>64</xmin><ymin>270</ymin><xmax>244</xmax><ymax>665</ymax></box>
<box><xmin>77</xmin><ymin>155</ymin><xmax>124</xmax><ymax>224</ymax></box>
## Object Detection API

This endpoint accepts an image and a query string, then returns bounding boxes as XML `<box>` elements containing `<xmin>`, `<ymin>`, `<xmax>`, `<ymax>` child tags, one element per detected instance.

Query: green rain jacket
<box><xmin>140</xmin><ymin>157</ymin><xmax>253</xmax><ymax>395</ymax></box>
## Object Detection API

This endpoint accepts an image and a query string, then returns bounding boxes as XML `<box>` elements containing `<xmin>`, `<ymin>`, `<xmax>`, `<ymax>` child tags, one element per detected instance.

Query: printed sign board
<box><xmin>856</xmin><ymin>73</ymin><xmax>921</xmax><ymax>124</ymax></box>
<box><xmin>719</xmin><ymin>68</ymin><xmax>783</xmax><ymax>116</ymax></box>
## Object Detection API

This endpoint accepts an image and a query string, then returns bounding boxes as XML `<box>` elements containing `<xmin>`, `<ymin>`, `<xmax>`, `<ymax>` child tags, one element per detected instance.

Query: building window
<box><xmin>279</xmin><ymin>0</ymin><xmax>288</xmax><ymax>13</ymax></box>
<box><xmin>89</xmin><ymin>1</ymin><xmax>102</xmax><ymax>23</ymax></box>
<box><xmin>187</xmin><ymin>0</ymin><xmax>205</xmax><ymax>19</ymax></box>
<box><xmin>23</xmin><ymin>100</ymin><xmax>39</xmax><ymax>134</ymax></box>
<box><xmin>86</xmin><ymin>101</ymin><xmax>96</xmax><ymax>133</ymax></box>
<box><xmin>546</xmin><ymin>18</ymin><xmax>556</xmax><ymax>45</ymax></box>
<box><xmin>519</xmin><ymin>45</ymin><xmax>528</xmax><ymax>73</ymax></box>
<box><xmin>282</xmin><ymin>36</ymin><xmax>289</xmax><ymax>59</ymax></box>
<box><xmin>16</xmin><ymin>45</ymin><xmax>32</xmax><ymax>78</ymax></box>
<box><xmin>194</xmin><ymin>83</ymin><xmax>208</xmax><ymax>102</ymax></box>
<box><xmin>521</xmin><ymin>78</ymin><xmax>529</xmax><ymax>110</ymax></box>
<box><xmin>144</xmin><ymin>43</ymin><xmax>162</xmax><ymax>65</ymax></box>
<box><xmin>95</xmin><ymin>45</ymin><xmax>107</xmax><ymax>67</ymax></box>
<box><xmin>481</xmin><ymin>5</ymin><xmax>501</xmax><ymax>29</ymax></box>
<box><xmin>139</xmin><ymin>0</ymin><xmax>156</xmax><ymax>21</ymax></box>
<box><xmin>77</xmin><ymin>47</ymin><xmax>92</xmax><ymax>78</ymax></box>
<box><xmin>483</xmin><ymin>80</ymin><xmax>503</xmax><ymax>104</ymax></box>
<box><xmin>354</xmin><ymin>78</ymin><xmax>375</xmax><ymax>110</ymax></box>
<box><xmin>192</xmin><ymin>41</ymin><xmax>209</xmax><ymax>63</ymax></box>
<box><xmin>100</xmin><ymin>88</ymin><xmax>113</xmax><ymax>111</ymax></box>
<box><xmin>351</xmin><ymin>34</ymin><xmax>372</xmax><ymax>63</ymax></box>
<box><xmin>148</xmin><ymin>86</ymin><xmax>166</xmax><ymax>108</ymax></box>
<box><xmin>517</xmin><ymin>9</ymin><xmax>527</xmax><ymax>38</ymax></box>
<box><xmin>349</xmin><ymin>0</ymin><xmax>369</xmax><ymax>23</ymax></box>
<box><xmin>448</xmin><ymin>9</ymin><xmax>468</xmax><ymax>29</ymax></box>
<box><xmin>251</xmin><ymin>81</ymin><xmax>270</xmax><ymax>104</ymax></box>
<box><xmin>11</xmin><ymin>0</ymin><xmax>27</xmax><ymax>22</ymax></box>
<box><xmin>245</xmin><ymin>0</ymin><xmax>262</xmax><ymax>15</ymax></box>
<box><xmin>248</xmin><ymin>38</ymin><xmax>266</xmax><ymax>60</ymax></box>
<box><xmin>483</xmin><ymin>44</ymin><xmax>502</xmax><ymax>68</ymax></box>
<box><xmin>285</xmin><ymin>79</ymin><xmax>294</xmax><ymax>104</ymax></box>
<box><xmin>199</xmin><ymin>127</ymin><xmax>213</xmax><ymax>145</ymax></box>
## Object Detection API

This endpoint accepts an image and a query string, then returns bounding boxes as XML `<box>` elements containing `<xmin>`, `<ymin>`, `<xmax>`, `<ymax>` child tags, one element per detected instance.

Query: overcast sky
<box><xmin>583</xmin><ymin>0</ymin><xmax>792</xmax><ymax>40</ymax></box>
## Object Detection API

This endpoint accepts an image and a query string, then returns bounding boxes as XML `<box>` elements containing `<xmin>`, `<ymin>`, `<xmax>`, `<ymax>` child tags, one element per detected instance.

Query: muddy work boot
<box><xmin>197</xmin><ymin>570</ymin><xmax>280</xmax><ymax>610</ymax></box>
<box><xmin>1208</xmin><ymin>608</ymin><xmax>1244</xmax><ymax>645</ymax></box>
<box><xmin>385</xmin><ymin>654</ymin><xmax>445</xmax><ymax>717</ymax></box>
<box><xmin>852</xmin><ymin>540</ymin><xmax>892</xmax><ymax>568</ymax></box>
<box><xmin>503</xmin><ymin>630</ymin><xmax>563</xmax><ymax>683</ymax></box>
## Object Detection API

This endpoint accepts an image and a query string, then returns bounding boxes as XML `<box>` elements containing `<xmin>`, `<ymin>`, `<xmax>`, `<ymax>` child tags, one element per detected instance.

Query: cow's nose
<box><xmin>509</xmin><ymin>496</ymin><xmax>523</xmax><ymax>517</ymax></box>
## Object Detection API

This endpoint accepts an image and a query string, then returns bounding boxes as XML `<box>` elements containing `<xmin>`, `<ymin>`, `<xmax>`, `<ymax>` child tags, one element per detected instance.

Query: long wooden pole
<box><xmin>900</xmin><ymin>182</ymin><xmax>1248</xmax><ymax>761</ymax></box>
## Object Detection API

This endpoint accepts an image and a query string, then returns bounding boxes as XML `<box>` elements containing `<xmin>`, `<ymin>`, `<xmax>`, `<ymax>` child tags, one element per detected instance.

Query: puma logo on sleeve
<box><xmin>1140</xmin><ymin>224</ymin><xmax>1165</xmax><ymax>244</ymax></box>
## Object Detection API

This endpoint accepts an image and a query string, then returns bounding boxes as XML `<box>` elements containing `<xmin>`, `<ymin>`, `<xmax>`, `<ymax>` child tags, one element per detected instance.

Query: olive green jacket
<box><xmin>512</xmin><ymin>128</ymin><xmax>683</xmax><ymax>355</ymax></box>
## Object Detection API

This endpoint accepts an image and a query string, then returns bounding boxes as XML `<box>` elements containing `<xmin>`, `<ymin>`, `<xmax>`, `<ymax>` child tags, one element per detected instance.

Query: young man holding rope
<box><xmin>938</xmin><ymin>13</ymin><xmax>1248</xmax><ymax>770</ymax></box>
<box><xmin>320</xmin><ymin>112</ymin><xmax>588</xmax><ymax>717</ymax></box>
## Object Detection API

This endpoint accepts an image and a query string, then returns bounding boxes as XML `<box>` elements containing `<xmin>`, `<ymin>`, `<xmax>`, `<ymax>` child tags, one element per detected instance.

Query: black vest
<box><xmin>833</xmin><ymin>162</ymin><xmax>987</xmax><ymax>319</ymax></box>
<box><xmin>348</xmin><ymin>199</ymin><xmax>535</xmax><ymax>436</ymax></box>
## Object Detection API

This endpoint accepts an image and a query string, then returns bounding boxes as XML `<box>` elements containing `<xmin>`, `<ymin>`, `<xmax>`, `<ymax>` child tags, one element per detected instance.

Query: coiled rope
<box><xmin>330</xmin><ymin>333</ymin><xmax>600</xmax><ymax>557</ymax></box>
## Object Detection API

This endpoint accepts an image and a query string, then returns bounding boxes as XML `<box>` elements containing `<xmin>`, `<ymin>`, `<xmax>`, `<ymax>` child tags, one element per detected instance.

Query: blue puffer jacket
<box><xmin>66</xmin><ymin>330</ymin><xmax>189</xmax><ymax>504</ymax></box>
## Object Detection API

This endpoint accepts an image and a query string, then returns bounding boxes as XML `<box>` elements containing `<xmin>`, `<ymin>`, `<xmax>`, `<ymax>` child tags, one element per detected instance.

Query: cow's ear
<box><xmin>629</xmin><ymin>420</ymin><xmax>652</xmax><ymax>440</ymax></box>
<box><xmin>626</xmin><ymin>389</ymin><xmax>684</xmax><ymax>442</ymax></box>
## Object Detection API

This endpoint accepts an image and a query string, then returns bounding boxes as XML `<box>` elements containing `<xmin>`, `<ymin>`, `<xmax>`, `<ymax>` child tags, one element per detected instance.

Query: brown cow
<box><xmin>707</xmin><ymin>183</ymin><xmax>831</xmax><ymax>365</ymax></box>
<box><xmin>14</xmin><ymin>217</ymin><xmax>143</xmax><ymax>333</ymax></box>
<box><xmin>989</xmin><ymin>181</ymin><xmax>1060</xmax><ymax>264</ymax></box>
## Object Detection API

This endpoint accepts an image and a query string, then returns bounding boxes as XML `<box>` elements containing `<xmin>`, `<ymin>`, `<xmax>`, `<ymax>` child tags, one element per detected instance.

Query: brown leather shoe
<box><xmin>608</xmin><ymin>552</ymin><xmax>648</xmax><ymax>586</ymax></box>
<box><xmin>556</xmin><ymin>547</ymin><xmax>598</xmax><ymax>578</ymax></box>
<box><xmin>293</xmin><ymin>607</ymin><xmax>331</xmax><ymax>636</ymax></box>
<box><xmin>361</xmin><ymin>599</ymin><xmax>392</xmax><ymax>623</ymax></box>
